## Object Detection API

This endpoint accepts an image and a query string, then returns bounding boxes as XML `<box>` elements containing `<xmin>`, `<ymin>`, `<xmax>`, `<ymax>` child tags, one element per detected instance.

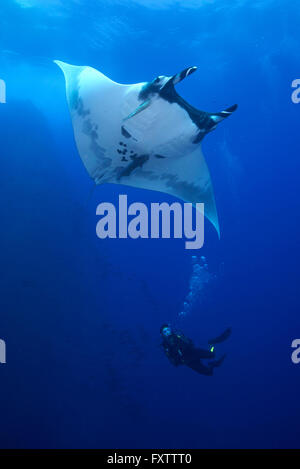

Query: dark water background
<box><xmin>0</xmin><ymin>0</ymin><xmax>299</xmax><ymax>448</ymax></box>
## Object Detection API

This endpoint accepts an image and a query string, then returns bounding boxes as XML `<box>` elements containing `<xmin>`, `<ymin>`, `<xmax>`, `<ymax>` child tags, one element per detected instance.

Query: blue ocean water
<box><xmin>0</xmin><ymin>0</ymin><xmax>300</xmax><ymax>449</ymax></box>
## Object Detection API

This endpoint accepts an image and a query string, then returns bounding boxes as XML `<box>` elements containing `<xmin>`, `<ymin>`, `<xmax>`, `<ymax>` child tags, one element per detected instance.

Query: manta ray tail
<box><xmin>210</xmin><ymin>104</ymin><xmax>238</xmax><ymax>124</ymax></box>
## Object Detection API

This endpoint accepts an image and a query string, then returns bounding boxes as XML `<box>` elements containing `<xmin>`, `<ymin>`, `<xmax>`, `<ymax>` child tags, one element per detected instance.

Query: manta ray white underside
<box><xmin>55</xmin><ymin>60</ymin><xmax>237</xmax><ymax>237</ymax></box>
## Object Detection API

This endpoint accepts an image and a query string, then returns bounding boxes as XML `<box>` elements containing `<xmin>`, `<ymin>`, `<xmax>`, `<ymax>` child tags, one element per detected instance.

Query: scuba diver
<box><xmin>160</xmin><ymin>324</ymin><xmax>231</xmax><ymax>376</ymax></box>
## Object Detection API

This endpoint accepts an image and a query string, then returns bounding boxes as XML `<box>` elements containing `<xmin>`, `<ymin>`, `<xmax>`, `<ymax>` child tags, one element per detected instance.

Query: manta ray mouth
<box><xmin>160</xmin><ymin>75</ymin><xmax>214</xmax><ymax>133</ymax></box>
<box><xmin>162</xmin><ymin>65</ymin><xmax>201</xmax><ymax>113</ymax></box>
<box><xmin>161</xmin><ymin>68</ymin><xmax>238</xmax><ymax>139</ymax></box>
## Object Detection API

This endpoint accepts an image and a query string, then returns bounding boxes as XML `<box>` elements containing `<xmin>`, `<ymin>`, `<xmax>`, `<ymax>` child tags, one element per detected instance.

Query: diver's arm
<box><xmin>164</xmin><ymin>345</ymin><xmax>182</xmax><ymax>366</ymax></box>
<box><xmin>167</xmin><ymin>349</ymin><xmax>180</xmax><ymax>366</ymax></box>
<box><xmin>175</xmin><ymin>332</ymin><xmax>193</xmax><ymax>346</ymax></box>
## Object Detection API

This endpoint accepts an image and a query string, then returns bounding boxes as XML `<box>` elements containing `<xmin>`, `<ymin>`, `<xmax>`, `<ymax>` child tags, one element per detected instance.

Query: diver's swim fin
<box><xmin>210</xmin><ymin>354</ymin><xmax>226</xmax><ymax>369</ymax></box>
<box><xmin>208</xmin><ymin>327</ymin><xmax>232</xmax><ymax>345</ymax></box>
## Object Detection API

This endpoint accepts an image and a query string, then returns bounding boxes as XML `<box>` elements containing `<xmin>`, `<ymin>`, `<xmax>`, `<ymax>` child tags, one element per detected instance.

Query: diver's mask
<box><xmin>162</xmin><ymin>327</ymin><xmax>172</xmax><ymax>338</ymax></box>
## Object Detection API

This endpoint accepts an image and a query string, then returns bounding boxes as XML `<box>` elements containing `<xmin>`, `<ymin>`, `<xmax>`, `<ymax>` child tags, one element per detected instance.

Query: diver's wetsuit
<box><xmin>162</xmin><ymin>330</ymin><xmax>228</xmax><ymax>376</ymax></box>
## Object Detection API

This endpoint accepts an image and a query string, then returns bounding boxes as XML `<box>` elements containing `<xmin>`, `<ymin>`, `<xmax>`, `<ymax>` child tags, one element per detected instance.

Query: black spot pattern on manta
<box><xmin>117</xmin><ymin>141</ymin><xmax>130</xmax><ymax>159</ymax></box>
<box><xmin>121</xmin><ymin>126</ymin><xmax>132</xmax><ymax>139</ymax></box>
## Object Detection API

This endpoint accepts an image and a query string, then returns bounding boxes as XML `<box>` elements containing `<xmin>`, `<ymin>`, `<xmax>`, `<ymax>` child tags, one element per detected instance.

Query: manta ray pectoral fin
<box><xmin>114</xmin><ymin>146</ymin><xmax>220</xmax><ymax>238</ymax></box>
<box><xmin>123</xmin><ymin>99</ymin><xmax>151</xmax><ymax>121</ymax></box>
<box><xmin>210</xmin><ymin>104</ymin><xmax>238</xmax><ymax>124</ymax></box>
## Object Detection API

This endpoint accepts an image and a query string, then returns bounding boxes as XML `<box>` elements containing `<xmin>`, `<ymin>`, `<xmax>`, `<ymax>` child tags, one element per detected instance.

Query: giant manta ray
<box><xmin>55</xmin><ymin>61</ymin><xmax>237</xmax><ymax>237</ymax></box>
